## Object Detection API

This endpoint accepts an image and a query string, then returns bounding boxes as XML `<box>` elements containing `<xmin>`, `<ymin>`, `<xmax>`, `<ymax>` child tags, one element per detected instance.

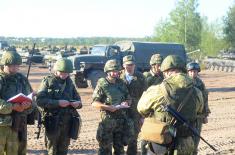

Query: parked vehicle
<box><xmin>69</xmin><ymin>41</ymin><xmax>187</xmax><ymax>89</ymax></box>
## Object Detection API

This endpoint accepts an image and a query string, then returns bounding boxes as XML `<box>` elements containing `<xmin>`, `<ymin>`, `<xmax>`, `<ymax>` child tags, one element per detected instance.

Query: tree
<box><xmin>153</xmin><ymin>0</ymin><xmax>202</xmax><ymax>51</ymax></box>
<box><xmin>224</xmin><ymin>3</ymin><xmax>235</xmax><ymax>47</ymax></box>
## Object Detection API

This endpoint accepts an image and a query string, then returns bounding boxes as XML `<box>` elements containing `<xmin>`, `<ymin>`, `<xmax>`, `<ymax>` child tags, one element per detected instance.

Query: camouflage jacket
<box><xmin>36</xmin><ymin>74</ymin><xmax>81</xmax><ymax>115</ymax></box>
<box><xmin>92</xmin><ymin>77</ymin><xmax>130</xmax><ymax>117</ymax></box>
<box><xmin>143</xmin><ymin>70</ymin><xmax>164</xmax><ymax>88</ymax></box>
<box><xmin>193</xmin><ymin>76</ymin><xmax>210</xmax><ymax>117</ymax></box>
<box><xmin>138</xmin><ymin>73</ymin><xmax>204</xmax><ymax>135</ymax></box>
<box><xmin>0</xmin><ymin>71</ymin><xmax>33</xmax><ymax>126</ymax></box>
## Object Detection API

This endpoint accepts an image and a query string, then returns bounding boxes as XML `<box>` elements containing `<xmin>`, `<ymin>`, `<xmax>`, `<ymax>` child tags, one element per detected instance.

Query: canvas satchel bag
<box><xmin>140</xmin><ymin>82</ymin><xmax>193</xmax><ymax>145</ymax></box>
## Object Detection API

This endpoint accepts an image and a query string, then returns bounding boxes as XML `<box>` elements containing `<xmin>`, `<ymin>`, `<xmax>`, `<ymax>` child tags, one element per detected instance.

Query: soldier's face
<box><xmin>55</xmin><ymin>71</ymin><xmax>69</xmax><ymax>79</ymax></box>
<box><xmin>108</xmin><ymin>70</ymin><xmax>120</xmax><ymax>79</ymax></box>
<box><xmin>4</xmin><ymin>65</ymin><xmax>20</xmax><ymax>74</ymax></box>
<box><xmin>151</xmin><ymin>64</ymin><xmax>161</xmax><ymax>74</ymax></box>
<box><xmin>123</xmin><ymin>63</ymin><xmax>135</xmax><ymax>75</ymax></box>
<box><xmin>188</xmin><ymin>70</ymin><xmax>198</xmax><ymax>78</ymax></box>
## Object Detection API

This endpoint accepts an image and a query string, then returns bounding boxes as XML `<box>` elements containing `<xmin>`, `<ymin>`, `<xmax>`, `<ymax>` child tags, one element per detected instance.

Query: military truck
<box><xmin>69</xmin><ymin>41</ymin><xmax>187</xmax><ymax>89</ymax></box>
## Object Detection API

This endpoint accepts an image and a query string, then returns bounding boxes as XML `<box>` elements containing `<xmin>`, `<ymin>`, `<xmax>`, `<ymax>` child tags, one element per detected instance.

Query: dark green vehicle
<box><xmin>69</xmin><ymin>41</ymin><xmax>187</xmax><ymax>89</ymax></box>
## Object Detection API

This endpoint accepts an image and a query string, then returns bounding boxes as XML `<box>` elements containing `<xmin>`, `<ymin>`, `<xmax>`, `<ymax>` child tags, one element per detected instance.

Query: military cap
<box><xmin>150</xmin><ymin>54</ymin><xmax>163</xmax><ymax>65</ymax></box>
<box><xmin>1</xmin><ymin>51</ymin><xmax>22</xmax><ymax>65</ymax></box>
<box><xmin>187</xmin><ymin>62</ymin><xmax>201</xmax><ymax>72</ymax></box>
<box><xmin>123</xmin><ymin>55</ymin><xmax>135</xmax><ymax>65</ymax></box>
<box><xmin>54</xmin><ymin>58</ymin><xmax>73</xmax><ymax>73</ymax></box>
<box><xmin>161</xmin><ymin>55</ymin><xmax>186</xmax><ymax>72</ymax></box>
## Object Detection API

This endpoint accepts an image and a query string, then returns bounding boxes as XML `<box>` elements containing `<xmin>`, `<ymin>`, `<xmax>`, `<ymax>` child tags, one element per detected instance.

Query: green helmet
<box><xmin>54</xmin><ymin>58</ymin><xmax>73</xmax><ymax>73</ymax></box>
<box><xmin>1</xmin><ymin>51</ymin><xmax>22</xmax><ymax>65</ymax></box>
<box><xmin>150</xmin><ymin>54</ymin><xmax>163</xmax><ymax>65</ymax></box>
<box><xmin>161</xmin><ymin>55</ymin><xmax>186</xmax><ymax>72</ymax></box>
<box><xmin>104</xmin><ymin>59</ymin><xmax>120</xmax><ymax>73</ymax></box>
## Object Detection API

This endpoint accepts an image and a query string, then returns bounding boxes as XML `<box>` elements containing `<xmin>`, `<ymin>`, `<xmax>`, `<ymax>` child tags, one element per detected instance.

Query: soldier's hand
<box><xmin>59</xmin><ymin>100</ymin><xmax>70</xmax><ymax>107</ymax></box>
<box><xmin>12</xmin><ymin>104</ymin><xmax>24</xmax><ymax>112</ymax></box>
<box><xmin>21</xmin><ymin>101</ymin><xmax>32</xmax><ymax>110</ymax></box>
<box><xmin>109</xmin><ymin>105</ymin><xmax>119</xmax><ymax>112</ymax></box>
<box><xmin>70</xmin><ymin>101</ymin><xmax>82</xmax><ymax>108</ymax></box>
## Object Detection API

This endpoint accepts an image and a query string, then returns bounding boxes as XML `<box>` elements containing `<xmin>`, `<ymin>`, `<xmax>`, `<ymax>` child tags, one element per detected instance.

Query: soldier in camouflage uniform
<box><xmin>119</xmin><ymin>55</ymin><xmax>146</xmax><ymax>155</ymax></box>
<box><xmin>36</xmin><ymin>58</ymin><xmax>82</xmax><ymax>155</ymax></box>
<box><xmin>143</xmin><ymin>54</ymin><xmax>164</xmax><ymax>88</ymax></box>
<box><xmin>141</xmin><ymin>54</ymin><xmax>164</xmax><ymax>155</ymax></box>
<box><xmin>0</xmin><ymin>51</ymin><xmax>34</xmax><ymax>155</ymax></box>
<box><xmin>137</xmin><ymin>55</ymin><xmax>204</xmax><ymax>155</ymax></box>
<box><xmin>187</xmin><ymin>62</ymin><xmax>210</xmax><ymax>155</ymax></box>
<box><xmin>92</xmin><ymin>59</ymin><xmax>134</xmax><ymax>155</ymax></box>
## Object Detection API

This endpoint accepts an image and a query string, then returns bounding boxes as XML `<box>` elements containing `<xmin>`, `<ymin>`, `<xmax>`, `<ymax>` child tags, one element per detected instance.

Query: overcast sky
<box><xmin>0</xmin><ymin>0</ymin><xmax>233</xmax><ymax>38</ymax></box>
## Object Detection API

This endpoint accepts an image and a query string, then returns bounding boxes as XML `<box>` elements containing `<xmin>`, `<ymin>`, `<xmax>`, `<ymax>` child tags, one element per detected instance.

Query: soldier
<box><xmin>36</xmin><ymin>58</ymin><xmax>82</xmax><ymax>155</ymax></box>
<box><xmin>143</xmin><ymin>54</ymin><xmax>164</xmax><ymax>88</ymax></box>
<box><xmin>187</xmin><ymin>62</ymin><xmax>210</xmax><ymax>154</ymax></box>
<box><xmin>119</xmin><ymin>55</ymin><xmax>146</xmax><ymax>155</ymax></box>
<box><xmin>137</xmin><ymin>55</ymin><xmax>204</xmax><ymax>155</ymax></box>
<box><xmin>92</xmin><ymin>59</ymin><xmax>134</xmax><ymax>155</ymax></box>
<box><xmin>0</xmin><ymin>50</ymin><xmax>34</xmax><ymax>155</ymax></box>
<box><xmin>141</xmin><ymin>54</ymin><xmax>164</xmax><ymax>155</ymax></box>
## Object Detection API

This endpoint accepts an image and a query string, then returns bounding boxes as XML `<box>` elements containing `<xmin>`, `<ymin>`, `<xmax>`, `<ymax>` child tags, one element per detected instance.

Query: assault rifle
<box><xmin>160</xmin><ymin>104</ymin><xmax>217</xmax><ymax>152</ymax></box>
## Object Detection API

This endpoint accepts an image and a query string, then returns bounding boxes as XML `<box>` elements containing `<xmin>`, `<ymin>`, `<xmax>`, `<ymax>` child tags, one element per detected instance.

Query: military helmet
<box><xmin>150</xmin><ymin>54</ymin><xmax>163</xmax><ymax>65</ymax></box>
<box><xmin>161</xmin><ymin>55</ymin><xmax>186</xmax><ymax>72</ymax></box>
<box><xmin>123</xmin><ymin>55</ymin><xmax>135</xmax><ymax>65</ymax></box>
<box><xmin>104</xmin><ymin>59</ymin><xmax>120</xmax><ymax>73</ymax></box>
<box><xmin>1</xmin><ymin>51</ymin><xmax>22</xmax><ymax>65</ymax></box>
<box><xmin>187</xmin><ymin>62</ymin><xmax>201</xmax><ymax>72</ymax></box>
<box><xmin>54</xmin><ymin>58</ymin><xmax>73</xmax><ymax>73</ymax></box>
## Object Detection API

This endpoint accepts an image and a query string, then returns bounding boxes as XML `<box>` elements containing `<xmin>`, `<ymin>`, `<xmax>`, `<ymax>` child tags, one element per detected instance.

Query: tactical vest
<box><xmin>98</xmin><ymin>78</ymin><xmax>127</xmax><ymax>106</ymax></box>
<box><xmin>160</xmin><ymin>81</ymin><xmax>197</xmax><ymax>137</ymax></box>
<box><xmin>144</xmin><ymin>71</ymin><xmax>163</xmax><ymax>88</ymax></box>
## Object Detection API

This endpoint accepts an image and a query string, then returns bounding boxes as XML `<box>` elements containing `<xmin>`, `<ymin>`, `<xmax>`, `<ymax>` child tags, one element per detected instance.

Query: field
<box><xmin>22</xmin><ymin>65</ymin><xmax>235</xmax><ymax>155</ymax></box>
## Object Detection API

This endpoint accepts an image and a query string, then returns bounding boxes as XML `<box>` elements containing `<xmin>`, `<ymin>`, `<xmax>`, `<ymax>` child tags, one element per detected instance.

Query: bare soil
<box><xmin>22</xmin><ymin>65</ymin><xmax>235</xmax><ymax>155</ymax></box>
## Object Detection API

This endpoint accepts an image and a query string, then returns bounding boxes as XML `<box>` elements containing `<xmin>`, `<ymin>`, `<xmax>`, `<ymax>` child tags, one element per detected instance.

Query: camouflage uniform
<box><xmin>92</xmin><ymin>59</ymin><xmax>134</xmax><ymax>155</ymax></box>
<box><xmin>119</xmin><ymin>55</ymin><xmax>146</xmax><ymax>155</ymax></box>
<box><xmin>142</xmin><ymin>54</ymin><xmax>163</xmax><ymax>155</ymax></box>
<box><xmin>138</xmin><ymin>55</ymin><xmax>204</xmax><ymax>155</ymax></box>
<box><xmin>0</xmin><ymin>51</ymin><xmax>34</xmax><ymax>155</ymax></box>
<box><xmin>36</xmin><ymin>58</ymin><xmax>82</xmax><ymax>155</ymax></box>
<box><xmin>187</xmin><ymin>62</ymin><xmax>210</xmax><ymax>154</ymax></box>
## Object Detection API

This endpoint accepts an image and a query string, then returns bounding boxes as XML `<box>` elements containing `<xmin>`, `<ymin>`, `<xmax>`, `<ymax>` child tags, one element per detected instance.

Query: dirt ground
<box><xmin>22</xmin><ymin>65</ymin><xmax>235</xmax><ymax>155</ymax></box>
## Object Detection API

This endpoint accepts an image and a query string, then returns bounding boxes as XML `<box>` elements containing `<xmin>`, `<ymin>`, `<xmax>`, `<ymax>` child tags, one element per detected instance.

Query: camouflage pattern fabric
<box><xmin>142</xmin><ymin>70</ymin><xmax>163</xmax><ymax>155</ymax></box>
<box><xmin>138</xmin><ymin>73</ymin><xmax>204</xmax><ymax>155</ymax></box>
<box><xmin>193</xmin><ymin>76</ymin><xmax>210</xmax><ymax>154</ymax></box>
<box><xmin>0</xmin><ymin>126</ymin><xmax>18</xmax><ymax>155</ymax></box>
<box><xmin>92</xmin><ymin>77</ymin><xmax>134</xmax><ymax>155</ymax></box>
<box><xmin>0</xmin><ymin>71</ymin><xmax>34</xmax><ymax>155</ymax></box>
<box><xmin>143</xmin><ymin>71</ymin><xmax>164</xmax><ymax>88</ymax></box>
<box><xmin>119</xmin><ymin>70</ymin><xmax>146</xmax><ymax>155</ymax></box>
<box><xmin>36</xmin><ymin>74</ymin><xmax>81</xmax><ymax>155</ymax></box>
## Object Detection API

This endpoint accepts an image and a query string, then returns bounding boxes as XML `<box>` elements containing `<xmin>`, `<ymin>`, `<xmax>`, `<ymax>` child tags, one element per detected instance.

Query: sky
<box><xmin>0</xmin><ymin>0</ymin><xmax>234</xmax><ymax>38</ymax></box>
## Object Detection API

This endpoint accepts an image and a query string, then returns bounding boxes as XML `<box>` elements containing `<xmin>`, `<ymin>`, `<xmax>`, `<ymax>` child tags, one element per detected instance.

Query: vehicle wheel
<box><xmin>73</xmin><ymin>72</ymin><xmax>88</xmax><ymax>88</ymax></box>
<box><xmin>87</xmin><ymin>70</ymin><xmax>105</xmax><ymax>89</ymax></box>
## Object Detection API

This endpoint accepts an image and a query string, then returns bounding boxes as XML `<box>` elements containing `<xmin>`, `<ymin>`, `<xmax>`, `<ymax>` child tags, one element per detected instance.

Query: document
<box><xmin>7</xmin><ymin>93</ymin><xmax>33</xmax><ymax>104</ymax></box>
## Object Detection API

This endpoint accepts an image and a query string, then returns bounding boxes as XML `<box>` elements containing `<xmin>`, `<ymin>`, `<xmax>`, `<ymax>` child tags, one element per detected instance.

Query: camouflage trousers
<box><xmin>0</xmin><ymin>126</ymin><xmax>18</xmax><ymax>155</ymax></box>
<box><xmin>96</xmin><ymin>114</ymin><xmax>134</xmax><ymax>155</ymax></box>
<box><xmin>126</xmin><ymin>111</ymin><xmax>141</xmax><ymax>155</ymax></box>
<box><xmin>18</xmin><ymin>123</ymin><xmax>27</xmax><ymax>155</ymax></box>
<box><xmin>45</xmin><ymin>117</ymin><xmax>71</xmax><ymax>155</ymax></box>
<box><xmin>193</xmin><ymin>118</ymin><xmax>203</xmax><ymax>155</ymax></box>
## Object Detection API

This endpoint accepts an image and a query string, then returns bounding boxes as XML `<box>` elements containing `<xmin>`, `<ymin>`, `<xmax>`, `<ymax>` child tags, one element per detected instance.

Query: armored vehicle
<box><xmin>203</xmin><ymin>49</ymin><xmax>235</xmax><ymax>72</ymax></box>
<box><xmin>69</xmin><ymin>41</ymin><xmax>187</xmax><ymax>89</ymax></box>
